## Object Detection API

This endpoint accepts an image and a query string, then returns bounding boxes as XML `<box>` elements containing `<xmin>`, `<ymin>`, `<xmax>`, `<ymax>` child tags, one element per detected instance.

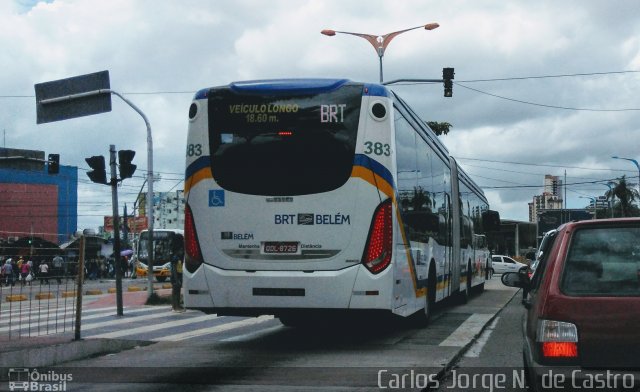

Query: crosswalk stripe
<box><xmin>0</xmin><ymin>306</ymin><xmax>160</xmax><ymax>333</ymax></box>
<box><xmin>88</xmin><ymin>314</ymin><xmax>220</xmax><ymax>339</ymax></box>
<box><xmin>75</xmin><ymin>309</ymin><xmax>179</xmax><ymax>332</ymax></box>
<box><xmin>0</xmin><ymin>305</ymin><xmax>157</xmax><ymax>326</ymax></box>
<box><xmin>153</xmin><ymin>315</ymin><xmax>275</xmax><ymax>341</ymax></box>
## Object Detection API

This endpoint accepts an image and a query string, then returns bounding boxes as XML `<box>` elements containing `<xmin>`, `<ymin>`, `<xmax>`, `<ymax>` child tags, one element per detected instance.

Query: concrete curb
<box><xmin>0</xmin><ymin>338</ymin><xmax>154</xmax><ymax>368</ymax></box>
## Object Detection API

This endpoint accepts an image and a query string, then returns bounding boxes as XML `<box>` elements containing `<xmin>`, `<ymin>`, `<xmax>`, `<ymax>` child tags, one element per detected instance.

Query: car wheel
<box><xmin>156</xmin><ymin>276</ymin><xmax>167</xmax><ymax>282</ymax></box>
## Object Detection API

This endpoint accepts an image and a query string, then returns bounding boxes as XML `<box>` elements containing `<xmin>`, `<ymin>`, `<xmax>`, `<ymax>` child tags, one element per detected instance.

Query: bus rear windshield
<box><xmin>138</xmin><ymin>231</ymin><xmax>183</xmax><ymax>263</ymax></box>
<box><xmin>208</xmin><ymin>84</ymin><xmax>362</xmax><ymax>196</ymax></box>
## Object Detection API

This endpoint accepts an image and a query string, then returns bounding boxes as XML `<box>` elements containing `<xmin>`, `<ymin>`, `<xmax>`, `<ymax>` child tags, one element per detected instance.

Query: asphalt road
<box><xmin>23</xmin><ymin>278</ymin><xmax>520</xmax><ymax>391</ymax></box>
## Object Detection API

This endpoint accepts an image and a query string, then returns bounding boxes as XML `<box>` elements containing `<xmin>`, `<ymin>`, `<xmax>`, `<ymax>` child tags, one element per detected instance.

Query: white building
<box><xmin>528</xmin><ymin>175</ymin><xmax>563</xmax><ymax>222</ymax></box>
<box><xmin>153</xmin><ymin>190</ymin><xmax>185</xmax><ymax>230</ymax></box>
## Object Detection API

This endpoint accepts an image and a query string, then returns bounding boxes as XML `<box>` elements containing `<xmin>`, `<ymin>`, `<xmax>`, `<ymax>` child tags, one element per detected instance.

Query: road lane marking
<box><xmin>439</xmin><ymin>313</ymin><xmax>494</xmax><ymax>347</ymax></box>
<box><xmin>464</xmin><ymin>316</ymin><xmax>500</xmax><ymax>357</ymax></box>
<box><xmin>153</xmin><ymin>315</ymin><xmax>275</xmax><ymax>341</ymax></box>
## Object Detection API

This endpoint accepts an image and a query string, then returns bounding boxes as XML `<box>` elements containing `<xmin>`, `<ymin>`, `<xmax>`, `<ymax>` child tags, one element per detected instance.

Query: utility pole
<box><xmin>109</xmin><ymin>145</ymin><xmax>124</xmax><ymax>316</ymax></box>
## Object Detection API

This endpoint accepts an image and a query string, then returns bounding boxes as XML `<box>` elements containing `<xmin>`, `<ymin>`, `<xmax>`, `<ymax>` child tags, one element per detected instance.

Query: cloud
<box><xmin>1</xmin><ymin>0</ymin><xmax>639</xmax><ymax>228</ymax></box>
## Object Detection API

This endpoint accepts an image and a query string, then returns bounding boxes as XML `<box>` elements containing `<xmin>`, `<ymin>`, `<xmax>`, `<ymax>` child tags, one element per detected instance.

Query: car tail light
<box><xmin>542</xmin><ymin>342</ymin><xmax>578</xmax><ymax>358</ymax></box>
<box><xmin>537</xmin><ymin>320</ymin><xmax>579</xmax><ymax>358</ymax></box>
<box><xmin>184</xmin><ymin>203</ymin><xmax>203</xmax><ymax>273</ymax></box>
<box><xmin>362</xmin><ymin>199</ymin><xmax>393</xmax><ymax>274</ymax></box>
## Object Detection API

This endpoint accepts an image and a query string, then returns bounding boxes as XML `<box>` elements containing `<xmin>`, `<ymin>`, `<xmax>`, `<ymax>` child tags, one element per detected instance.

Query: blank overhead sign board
<box><xmin>35</xmin><ymin>70</ymin><xmax>112</xmax><ymax>124</ymax></box>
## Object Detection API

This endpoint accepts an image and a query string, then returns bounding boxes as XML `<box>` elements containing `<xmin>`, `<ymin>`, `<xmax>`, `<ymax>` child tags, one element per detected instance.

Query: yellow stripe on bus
<box><xmin>184</xmin><ymin>167</ymin><xmax>213</xmax><ymax>193</ymax></box>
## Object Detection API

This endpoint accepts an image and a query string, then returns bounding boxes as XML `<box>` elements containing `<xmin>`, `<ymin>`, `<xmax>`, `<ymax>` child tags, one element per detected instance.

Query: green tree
<box><xmin>605</xmin><ymin>176</ymin><xmax>640</xmax><ymax>217</ymax></box>
<box><xmin>426</xmin><ymin>121</ymin><xmax>452</xmax><ymax>136</ymax></box>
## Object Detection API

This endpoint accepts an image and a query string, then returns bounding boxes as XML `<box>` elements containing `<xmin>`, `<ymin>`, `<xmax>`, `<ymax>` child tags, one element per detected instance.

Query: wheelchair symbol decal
<box><xmin>209</xmin><ymin>190</ymin><xmax>225</xmax><ymax>207</ymax></box>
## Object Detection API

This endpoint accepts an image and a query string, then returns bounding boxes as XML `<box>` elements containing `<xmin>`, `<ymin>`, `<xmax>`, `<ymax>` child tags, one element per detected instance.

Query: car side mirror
<box><xmin>501</xmin><ymin>271</ymin><xmax>530</xmax><ymax>289</ymax></box>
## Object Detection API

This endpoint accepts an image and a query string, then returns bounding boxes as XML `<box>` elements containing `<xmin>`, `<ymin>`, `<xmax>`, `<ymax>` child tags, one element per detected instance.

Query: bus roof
<box><xmin>194</xmin><ymin>79</ymin><xmax>390</xmax><ymax>99</ymax></box>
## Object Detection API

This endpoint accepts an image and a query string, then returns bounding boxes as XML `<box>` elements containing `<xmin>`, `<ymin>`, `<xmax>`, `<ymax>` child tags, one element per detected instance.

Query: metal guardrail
<box><xmin>0</xmin><ymin>267</ymin><xmax>80</xmax><ymax>339</ymax></box>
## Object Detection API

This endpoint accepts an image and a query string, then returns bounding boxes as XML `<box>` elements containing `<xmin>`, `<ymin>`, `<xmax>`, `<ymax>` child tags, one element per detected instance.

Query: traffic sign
<box><xmin>35</xmin><ymin>70</ymin><xmax>112</xmax><ymax>124</ymax></box>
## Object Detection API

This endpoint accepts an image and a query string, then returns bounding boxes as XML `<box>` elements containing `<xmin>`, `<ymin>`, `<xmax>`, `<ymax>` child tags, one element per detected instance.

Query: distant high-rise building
<box><xmin>528</xmin><ymin>174</ymin><xmax>563</xmax><ymax>222</ymax></box>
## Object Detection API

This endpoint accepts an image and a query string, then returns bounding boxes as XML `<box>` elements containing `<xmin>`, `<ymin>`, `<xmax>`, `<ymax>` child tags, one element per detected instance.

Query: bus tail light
<box><xmin>184</xmin><ymin>203</ymin><xmax>203</xmax><ymax>273</ymax></box>
<box><xmin>362</xmin><ymin>199</ymin><xmax>393</xmax><ymax>274</ymax></box>
<box><xmin>537</xmin><ymin>320</ymin><xmax>579</xmax><ymax>359</ymax></box>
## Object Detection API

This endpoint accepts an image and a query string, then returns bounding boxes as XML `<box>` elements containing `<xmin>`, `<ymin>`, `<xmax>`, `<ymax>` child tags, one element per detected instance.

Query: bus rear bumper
<box><xmin>183</xmin><ymin>263</ymin><xmax>392</xmax><ymax>316</ymax></box>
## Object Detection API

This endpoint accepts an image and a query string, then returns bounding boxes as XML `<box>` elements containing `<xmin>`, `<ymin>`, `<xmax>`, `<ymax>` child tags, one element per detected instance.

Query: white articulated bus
<box><xmin>183</xmin><ymin>79</ymin><xmax>499</xmax><ymax>325</ymax></box>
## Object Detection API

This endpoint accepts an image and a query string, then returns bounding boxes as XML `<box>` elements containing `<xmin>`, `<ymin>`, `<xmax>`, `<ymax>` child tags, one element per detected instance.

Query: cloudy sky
<box><xmin>2</xmin><ymin>0</ymin><xmax>639</xmax><ymax>230</ymax></box>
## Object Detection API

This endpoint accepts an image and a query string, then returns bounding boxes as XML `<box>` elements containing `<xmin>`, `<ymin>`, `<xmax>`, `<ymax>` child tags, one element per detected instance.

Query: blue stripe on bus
<box><xmin>185</xmin><ymin>154</ymin><xmax>394</xmax><ymax>196</ymax></box>
<box><xmin>185</xmin><ymin>155</ymin><xmax>211</xmax><ymax>179</ymax></box>
<box><xmin>229</xmin><ymin>79</ymin><xmax>350</xmax><ymax>95</ymax></box>
<box><xmin>353</xmin><ymin>154</ymin><xmax>395</xmax><ymax>188</ymax></box>
<box><xmin>194</xmin><ymin>80</ymin><xmax>389</xmax><ymax>99</ymax></box>
<box><xmin>194</xmin><ymin>88</ymin><xmax>209</xmax><ymax>100</ymax></box>
<box><xmin>363</xmin><ymin>83</ymin><xmax>390</xmax><ymax>97</ymax></box>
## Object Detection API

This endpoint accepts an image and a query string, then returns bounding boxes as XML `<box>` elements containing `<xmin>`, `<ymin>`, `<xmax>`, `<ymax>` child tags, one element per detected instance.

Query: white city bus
<box><xmin>183</xmin><ymin>79</ymin><xmax>499</xmax><ymax>325</ymax></box>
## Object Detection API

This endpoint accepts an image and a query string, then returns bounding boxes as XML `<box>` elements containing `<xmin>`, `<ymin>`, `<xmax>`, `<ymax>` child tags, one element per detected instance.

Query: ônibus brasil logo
<box><xmin>8</xmin><ymin>368</ymin><xmax>72</xmax><ymax>391</ymax></box>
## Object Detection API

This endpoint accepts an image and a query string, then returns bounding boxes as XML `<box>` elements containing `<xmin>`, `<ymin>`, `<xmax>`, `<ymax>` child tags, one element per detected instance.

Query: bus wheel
<box><xmin>415</xmin><ymin>265</ymin><xmax>436</xmax><ymax>327</ymax></box>
<box><xmin>459</xmin><ymin>262</ymin><xmax>471</xmax><ymax>304</ymax></box>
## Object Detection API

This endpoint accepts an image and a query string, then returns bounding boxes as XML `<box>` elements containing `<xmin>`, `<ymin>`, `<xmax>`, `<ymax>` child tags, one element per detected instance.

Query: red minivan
<box><xmin>502</xmin><ymin>218</ymin><xmax>640</xmax><ymax>391</ymax></box>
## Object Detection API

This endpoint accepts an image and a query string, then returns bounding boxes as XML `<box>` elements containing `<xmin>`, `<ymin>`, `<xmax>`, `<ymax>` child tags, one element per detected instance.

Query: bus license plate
<box><xmin>263</xmin><ymin>241</ymin><xmax>299</xmax><ymax>254</ymax></box>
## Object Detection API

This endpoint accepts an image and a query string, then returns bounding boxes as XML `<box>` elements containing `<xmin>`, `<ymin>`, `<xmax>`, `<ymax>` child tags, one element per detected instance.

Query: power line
<box><xmin>456</xmin><ymin>157</ymin><xmax>637</xmax><ymax>172</ymax></box>
<box><xmin>454</xmin><ymin>82</ymin><xmax>640</xmax><ymax>112</ymax></box>
<box><xmin>457</xmin><ymin>70</ymin><xmax>640</xmax><ymax>83</ymax></box>
<box><xmin>481</xmin><ymin>177</ymin><xmax>621</xmax><ymax>190</ymax></box>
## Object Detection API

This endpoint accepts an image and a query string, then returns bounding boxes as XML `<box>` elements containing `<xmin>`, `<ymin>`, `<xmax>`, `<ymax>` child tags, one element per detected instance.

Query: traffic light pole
<box><xmin>107</xmin><ymin>91</ymin><xmax>156</xmax><ymax>299</ymax></box>
<box><xmin>37</xmin><ymin>85</ymin><xmax>155</xmax><ymax>298</ymax></box>
<box><xmin>109</xmin><ymin>145</ymin><xmax>124</xmax><ymax>316</ymax></box>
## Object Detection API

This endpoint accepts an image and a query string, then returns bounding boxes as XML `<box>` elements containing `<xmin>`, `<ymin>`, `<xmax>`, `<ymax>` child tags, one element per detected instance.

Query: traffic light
<box><xmin>47</xmin><ymin>153</ymin><xmax>59</xmax><ymax>174</ymax></box>
<box><xmin>85</xmin><ymin>155</ymin><xmax>108</xmax><ymax>184</ymax></box>
<box><xmin>118</xmin><ymin>150</ymin><xmax>137</xmax><ymax>180</ymax></box>
<box><xmin>443</xmin><ymin>67</ymin><xmax>454</xmax><ymax>97</ymax></box>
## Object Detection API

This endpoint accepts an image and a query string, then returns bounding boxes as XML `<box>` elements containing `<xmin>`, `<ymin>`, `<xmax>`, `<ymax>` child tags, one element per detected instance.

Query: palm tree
<box><xmin>605</xmin><ymin>176</ymin><xmax>640</xmax><ymax>217</ymax></box>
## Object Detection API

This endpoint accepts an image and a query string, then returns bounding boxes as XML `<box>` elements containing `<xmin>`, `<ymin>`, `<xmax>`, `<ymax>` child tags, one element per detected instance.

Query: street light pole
<box><xmin>612</xmin><ymin>156</ymin><xmax>640</xmax><ymax>195</ymax></box>
<box><xmin>321</xmin><ymin>23</ymin><xmax>439</xmax><ymax>83</ymax></box>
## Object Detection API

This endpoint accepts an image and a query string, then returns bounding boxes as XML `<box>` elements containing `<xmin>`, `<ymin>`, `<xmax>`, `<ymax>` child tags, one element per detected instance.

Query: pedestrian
<box><xmin>170</xmin><ymin>250</ymin><xmax>184</xmax><ymax>312</ymax></box>
<box><xmin>39</xmin><ymin>261</ymin><xmax>49</xmax><ymax>284</ymax></box>
<box><xmin>1</xmin><ymin>259</ymin><xmax>14</xmax><ymax>287</ymax></box>
<box><xmin>20</xmin><ymin>260</ymin><xmax>31</xmax><ymax>286</ymax></box>
<box><xmin>11</xmin><ymin>258</ymin><xmax>18</xmax><ymax>284</ymax></box>
<box><xmin>52</xmin><ymin>254</ymin><xmax>64</xmax><ymax>284</ymax></box>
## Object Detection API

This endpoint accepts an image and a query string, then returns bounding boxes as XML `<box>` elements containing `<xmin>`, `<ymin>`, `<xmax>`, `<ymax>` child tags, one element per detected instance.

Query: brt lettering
<box><xmin>320</xmin><ymin>104</ymin><xmax>346</xmax><ymax>123</ymax></box>
<box><xmin>275</xmin><ymin>214</ymin><xmax>296</xmax><ymax>224</ymax></box>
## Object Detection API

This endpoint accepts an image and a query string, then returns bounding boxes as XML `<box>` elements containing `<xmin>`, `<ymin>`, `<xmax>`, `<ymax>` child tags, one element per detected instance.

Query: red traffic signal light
<box><xmin>118</xmin><ymin>150</ymin><xmax>137</xmax><ymax>180</ymax></box>
<box><xmin>85</xmin><ymin>155</ymin><xmax>108</xmax><ymax>184</ymax></box>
